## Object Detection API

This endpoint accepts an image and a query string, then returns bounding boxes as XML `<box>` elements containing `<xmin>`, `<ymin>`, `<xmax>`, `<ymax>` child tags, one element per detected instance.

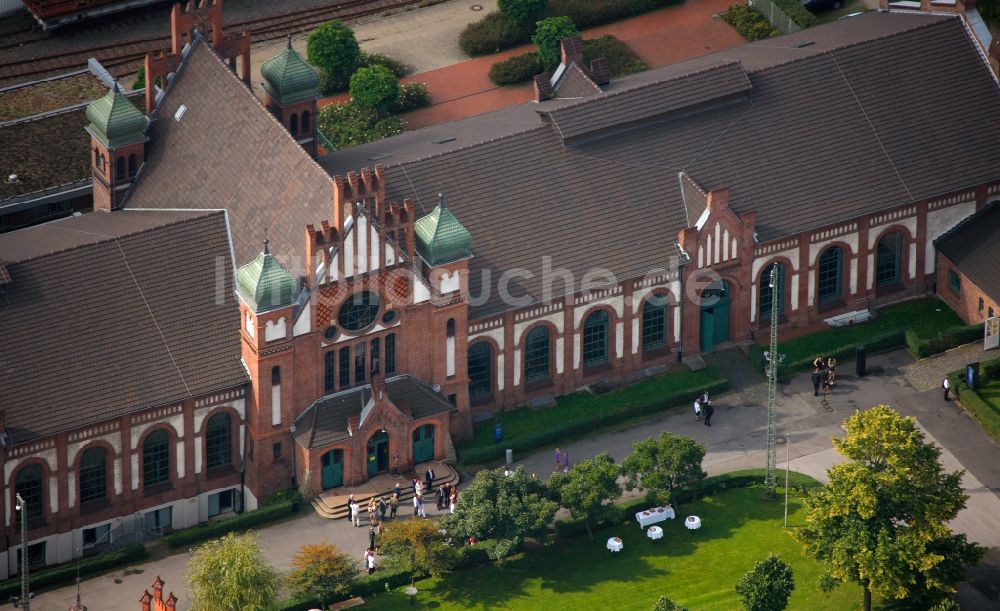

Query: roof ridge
<box><xmin>0</xmin><ymin>210</ymin><xmax>221</xmax><ymax>262</ymax></box>
<box><xmin>934</xmin><ymin>199</ymin><xmax>1000</xmax><ymax>246</ymax></box>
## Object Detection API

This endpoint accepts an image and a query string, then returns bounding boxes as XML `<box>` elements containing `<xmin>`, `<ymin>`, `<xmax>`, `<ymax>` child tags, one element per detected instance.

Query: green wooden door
<box><xmin>321</xmin><ymin>449</ymin><xmax>343</xmax><ymax>489</ymax></box>
<box><xmin>412</xmin><ymin>425</ymin><xmax>435</xmax><ymax>464</ymax></box>
<box><xmin>700</xmin><ymin>307</ymin><xmax>715</xmax><ymax>352</ymax></box>
<box><xmin>367</xmin><ymin>431</ymin><xmax>389</xmax><ymax>477</ymax></box>
<box><xmin>714</xmin><ymin>289</ymin><xmax>731</xmax><ymax>345</ymax></box>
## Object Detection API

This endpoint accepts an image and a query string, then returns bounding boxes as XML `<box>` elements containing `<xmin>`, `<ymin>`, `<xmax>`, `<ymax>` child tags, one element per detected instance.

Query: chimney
<box><xmin>590</xmin><ymin>57</ymin><xmax>610</xmax><ymax>86</ymax></box>
<box><xmin>560</xmin><ymin>37</ymin><xmax>584</xmax><ymax>67</ymax></box>
<box><xmin>533</xmin><ymin>73</ymin><xmax>552</xmax><ymax>101</ymax></box>
<box><xmin>706</xmin><ymin>187</ymin><xmax>730</xmax><ymax>213</ymax></box>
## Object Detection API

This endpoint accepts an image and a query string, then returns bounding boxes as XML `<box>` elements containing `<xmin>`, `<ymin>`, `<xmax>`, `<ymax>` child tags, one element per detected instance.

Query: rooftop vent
<box><xmin>432</xmin><ymin>137</ymin><xmax>456</xmax><ymax>144</ymax></box>
<box><xmin>174</xmin><ymin>104</ymin><xmax>188</xmax><ymax>122</ymax></box>
<box><xmin>794</xmin><ymin>41</ymin><xmax>814</xmax><ymax>48</ymax></box>
<box><xmin>6</xmin><ymin>174</ymin><xmax>18</xmax><ymax>184</ymax></box>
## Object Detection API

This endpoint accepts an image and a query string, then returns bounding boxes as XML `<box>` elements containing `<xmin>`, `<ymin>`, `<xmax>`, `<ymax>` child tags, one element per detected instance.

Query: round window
<box><xmin>338</xmin><ymin>291</ymin><xmax>381</xmax><ymax>331</ymax></box>
<box><xmin>382</xmin><ymin>310</ymin><xmax>397</xmax><ymax>325</ymax></box>
<box><xmin>323</xmin><ymin>325</ymin><xmax>338</xmax><ymax>340</ymax></box>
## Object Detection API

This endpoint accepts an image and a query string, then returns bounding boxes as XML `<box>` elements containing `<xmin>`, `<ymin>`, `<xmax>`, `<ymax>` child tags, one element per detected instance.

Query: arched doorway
<box><xmin>367</xmin><ymin>430</ymin><xmax>390</xmax><ymax>477</ymax></box>
<box><xmin>412</xmin><ymin>424</ymin><xmax>435</xmax><ymax>464</ymax></box>
<box><xmin>320</xmin><ymin>449</ymin><xmax>344</xmax><ymax>490</ymax></box>
<box><xmin>699</xmin><ymin>280</ymin><xmax>732</xmax><ymax>352</ymax></box>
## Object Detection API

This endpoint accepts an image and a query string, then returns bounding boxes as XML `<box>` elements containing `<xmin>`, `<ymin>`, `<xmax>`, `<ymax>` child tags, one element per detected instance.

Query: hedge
<box><xmin>720</xmin><ymin>4</ymin><xmax>780</xmax><ymax>41</ymax></box>
<box><xmin>0</xmin><ymin>543</ymin><xmax>147</xmax><ymax>599</ymax></box>
<box><xmin>553</xmin><ymin>469</ymin><xmax>820</xmax><ymax>537</ymax></box>
<box><xmin>457</xmin><ymin>376</ymin><xmax>729</xmax><ymax>465</ymax></box>
<box><xmin>905</xmin><ymin>324</ymin><xmax>982</xmax><ymax>359</ymax></box>
<box><xmin>488</xmin><ymin>51</ymin><xmax>544</xmax><ymax>86</ymax></box>
<box><xmin>459</xmin><ymin>0</ymin><xmax>683</xmax><ymax>57</ymax></box>
<box><xmin>389</xmin><ymin>82</ymin><xmax>430</xmax><ymax>113</ymax></box>
<box><xmin>490</xmin><ymin>34</ymin><xmax>647</xmax><ymax>87</ymax></box>
<box><xmin>162</xmin><ymin>496</ymin><xmax>298</xmax><ymax>550</ymax></box>
<box><xmin>772</xmin><ymin>0</ymin><xmax>818</xmax><ymax>28</ymax></box>
<box><xmin>358</xmin><ymin>51</ymin><xmax>409</xmax><ymax>78</ymax></box>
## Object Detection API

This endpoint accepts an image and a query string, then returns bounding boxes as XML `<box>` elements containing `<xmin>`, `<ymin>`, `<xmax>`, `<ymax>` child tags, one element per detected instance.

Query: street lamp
<box><xmin>14</xmin><ymin>493</ymin><xmax>28</xmax><ymax>610</ymax></box>
<box><xmin>68</xmin><ymin>548</ymin><xmax>86</xmax><ymax>611</ymax></box>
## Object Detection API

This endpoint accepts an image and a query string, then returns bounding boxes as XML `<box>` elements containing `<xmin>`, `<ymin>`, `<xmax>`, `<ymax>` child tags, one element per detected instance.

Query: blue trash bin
<box><xmin>494</xmin><ymin>422</ymin><xmax>503</xmax><ymax>443</ymax></box>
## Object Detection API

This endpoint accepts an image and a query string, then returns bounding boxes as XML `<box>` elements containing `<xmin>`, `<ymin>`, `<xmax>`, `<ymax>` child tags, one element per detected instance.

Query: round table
<box><xmin>685</xmin><ymin>515</ymin><xmax>702</xmax><ymax>531</ymax></box>
<box><xmin>646</xmin><ymin>525</ymin><xmax>663</xmax><ymax>540</ymax></box>
<box><xmin>606</xmin><ymin>536</ymin><xmax>624</xmax><ymax>552</ymax></box>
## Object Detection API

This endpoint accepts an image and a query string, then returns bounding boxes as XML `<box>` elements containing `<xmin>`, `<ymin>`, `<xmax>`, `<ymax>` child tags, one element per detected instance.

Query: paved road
<box><xmin>34</xmin><ymin>345</ymin><xmax>1000</xmax><ymax>610</ymax></box>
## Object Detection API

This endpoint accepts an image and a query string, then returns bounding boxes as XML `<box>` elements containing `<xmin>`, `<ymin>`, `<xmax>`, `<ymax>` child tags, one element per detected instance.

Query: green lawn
<box><xmin>362</xmin><ymin>488</ymin><xmax>862</xmax><ymax>610</ymax></box>
<box><xmin>980</xmin><ymin>380</ymin><xmax>1000</xmax><ymax>410</ymax></box>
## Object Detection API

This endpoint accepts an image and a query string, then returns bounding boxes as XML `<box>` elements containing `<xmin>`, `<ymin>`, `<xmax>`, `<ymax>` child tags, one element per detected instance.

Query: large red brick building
<box><xmin>2</xmin><ymin>2</ymin><xmax>1000</xmax><ymax>578</ymax></box>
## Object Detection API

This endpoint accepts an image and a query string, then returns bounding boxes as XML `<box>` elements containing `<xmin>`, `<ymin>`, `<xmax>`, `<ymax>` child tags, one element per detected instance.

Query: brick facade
<box><xmin>936</xmin><ymin>253</ymin><xmax>999</xmax><ymax>325</ymax></box>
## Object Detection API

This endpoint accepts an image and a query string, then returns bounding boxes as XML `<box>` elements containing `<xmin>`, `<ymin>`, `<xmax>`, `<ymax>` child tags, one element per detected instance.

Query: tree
<box><xmin>349</xmin><ymin>65</ymin><xmax>400</xmax><ymax>115</ymax></box>
<box><xmin>307</xmin><ymin>20</ymin><xmax>361</xmax><ymax>93</ymax></box>
<box><xmin>652</xmin><ymin>595</ymin><xmax>687</xmax><ymax>611</ymax></box>
<box><xmin>379</xmin><ymin>518</ymin><xmax>455</xmax><ymax>585</ymax></box>
<box><xmin>796</xmin><ymin>405</ymin><xmax>984</xmax><ymax>611</ymax></box>
<box><xmin>186</xmin><ymin>532</ymin><xmax>280</xmax><ymax>611</ymax></box>
<box><xmin>621</xmin><ymin>432</ymin><xmax>706</xmax><ymax>512</ymax></box>
<box><xmin>131</xmin><ymin>65</ymin><xmax>161</xmax><ymax>91</ymax></box>
<box><xmin>531</xmin><ymin>16</ymin><xmax>580</xmax><ymax>70</ymax></box>
<box><xmin>735</xmin><ymin>554</ymin><xmax>795</xmax><ymax>611</ymax></box>
<box><xmin>548</xmin><ymin>451</ymin><xmax>622</xmax><ymax>539</ymax></box>
<box><xmin>498</xmin><ymin>0</ymin><xmax>548</xmax><ymax>25</ymax></box>
<box><xmin>439</xmin><ymin>466</ymin><xmax>557</xmax><ymax>559</ymax></box>
<box><xmin>285</xmin><ymin>541</ymin><xmax>357</xmax><ymax>608</ymax></box>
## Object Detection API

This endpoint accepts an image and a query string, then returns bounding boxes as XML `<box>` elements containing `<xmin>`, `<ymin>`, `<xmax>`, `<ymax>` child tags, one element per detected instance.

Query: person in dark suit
<box><xmin>811</xmin><ymin>368</ymin><xmax>823</xmax><ymax>396</ymax></box>
<box><xmin>425</xmin><ymin>467</ymin><xmax>435</xmax><ymax>492</ymax></box>
<box><xmin>703</xmin><ymin>402</ymin><xmax>715</xmax><ymax>427</ymax></box>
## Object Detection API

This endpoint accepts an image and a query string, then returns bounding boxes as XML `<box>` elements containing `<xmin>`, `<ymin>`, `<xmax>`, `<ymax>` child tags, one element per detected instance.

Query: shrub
<box><xmin>981</xmin><ymin>356</ymin><xmax>1000</xmax><ymax>384</ymax></box>
<box><xmin>459</xmin><ymin>11</ymin><xmax>532</xmax><ymax>56</ymax></box>
<box><xmin>390</xmin><ymin>82</ymin><xmax>431</xmax><ymax>113</ymax></box>
<box><xmin>533</xmin><ymin>16</ymin><xmax>580</xmax><ymax>69</ymax></box>
<box><xmin>499</xmin><ymin>0</ymin><xmax>548</xmax><ymax>25</ymax></box>
<box><xmin>452</xmin><ymin>543</ymin><xmax>493</xmax><ymax>569</ymax></box>
<box><xmin>0</xmin><ymin>544</ymin><xmax>147</xmax><ymax>599</ymax></box>
<box><xmin>771</xmin><ymin>0</ymin><xmax>817</xmax><ymax>28</ymax></box>
<box><xmin>488</xmin><ymin>52</ymin><xmax>544</xmax><ymax>86</ymax></box>
<box><xmin>350</xmin><ymin>65</ymin><xmax>400</xmax><ymax>114</ymax></box>
<box><xmin>162</xmin><ymin>498</ymin><xmax>296</xmax><ymax>550</ymax></box>
<box><xmin>720</xmin><ymin>4</ymin><xmax>780</xmax><ymax>41</ymax></box>
<box><xmin>307</xmin><ymin>20</ymin><xmax>361</xmax><ymax>93</ymax></box>
<box><xmin>317</xmin><ymin>102</ymin><xmax>406</xmax><ymax>150</ymax></box>
<box><xmin>131</xmin><ymin>65</ymin><xmax>161</xmax><ymax>91</ymax></box>
<box><xmin>358</xmin><ymin>51</ymin><xmax>409</xmax><ymax>78</ymax></box>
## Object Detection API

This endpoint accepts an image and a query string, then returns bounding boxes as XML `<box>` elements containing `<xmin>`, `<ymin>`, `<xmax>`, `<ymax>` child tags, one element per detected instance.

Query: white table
<box><xmin>606</xmin><ymin>537</ymin><xmax>624</xmax><ymax>552</ymax></box>
<box><xmin>635</xmin><ymin>506</ymin><xmax>676</xmax><ymax>528</ymax></box>
<box><xmin>646</xmin><ymin>526</ymin><xmax>663</xmax><ymax>540</ymax></box>
<box><xmin>685</xmin><ymin>515</ymin><xmax>702</xmax><ymax>531</ymax></box>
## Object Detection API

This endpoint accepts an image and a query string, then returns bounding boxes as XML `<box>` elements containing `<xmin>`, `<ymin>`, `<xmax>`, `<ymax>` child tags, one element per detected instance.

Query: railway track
<box><xmin>0</xmin><ymin>0</ymin><xmax>423</xmax><ymax>85</ymax></box>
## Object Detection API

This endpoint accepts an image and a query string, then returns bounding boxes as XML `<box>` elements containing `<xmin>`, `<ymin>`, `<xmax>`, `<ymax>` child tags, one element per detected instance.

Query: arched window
<box><xmin>582</xmin><ymin>310</ymin><xmax>610</xmax><ymax>366</ymax></box>
<box><xmin>128</xmin><ymin>154</ymin><xmax>137</xmax><ymax>177</ymax></box>
<box><xmin>301</xmin><ymin>110</ymin><xmax>311</xmax><ymax>133</ymax></box>
<box><xmin>206</xmin><ymin>414</ymin><xmax>233</xmax><ymax>470</ymax></box>
<box><xmin>115</xmin><ymin>156</ymin><xmax>126</xmax><ymax>180</ymax></box>
<box><xmin>875</xmin><ymin>232</ymin><xmax>902</xmax><ymax>287</ymax></box>
<box><xmin>642</xmin><ymin>296</ymin><xmax>667</xmax><ymax>351</ymax></box>
<box><xmin>289</xmin><ymin>113</ymin><xmax>299</xmax><ymax>136</ymax></box>
<box><xmin>447</xmin><ymin>318</ymin><xmax>455</xmax><ymax>336</ymax></box>
<box><xmin>524</xmin><ymin>326</ymin><xmax>550</xmax><ymax>382</ymax></box>
<box><xmin>759</xmin><ymin>263</ymin><xmax>786</xmax><ymax>321</ymax></box>
<box><xmin>15</xmin><ymin>465</ymin><xmax>43</xmax><ymax>520</ymax></box>
<box><xmin>142</xmin><ymin>429</ymin><xmax>170</xmax><ymax>487</ymax></box>
<box><xmin>324</xmin><ymin>351</ymin><xmax>336</xmax><ymax>392</ymax></box>
<box><xmin>338</xmin><ymin>291</ymin><xmax>380</xmax><ymax>331</ymax></box>
<box><xmin>817</xmin><ymin>247</ymin><xmax>843</xmax><ymax>303</ymax></box>
<box><xmin>271</xmin><ymin>365</ymin><xmax>281</xmax><ymax>386</ymax></box>
<box><xmin>79</xmin><ymin>447</ymin><xmax>108</xmax><ymax>504</ymax></box>
<box><xmin>467</xmin><ymin>342</ymin><xmax>492</xmax><ymax>399</ymax></box>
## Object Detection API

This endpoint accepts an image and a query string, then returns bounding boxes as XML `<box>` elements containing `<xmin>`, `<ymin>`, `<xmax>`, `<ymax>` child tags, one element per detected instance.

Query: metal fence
<box><xmin>749</xmin><ymin>0</ymin><xmax>803</xmax><ymax>35</ymax></box>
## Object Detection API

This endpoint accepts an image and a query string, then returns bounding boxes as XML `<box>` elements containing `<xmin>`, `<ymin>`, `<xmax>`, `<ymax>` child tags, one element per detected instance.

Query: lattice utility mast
<box><xmin>763</xmin><ymin>265</ymin><xmax>784</xmax><ymax>495</ymax></box>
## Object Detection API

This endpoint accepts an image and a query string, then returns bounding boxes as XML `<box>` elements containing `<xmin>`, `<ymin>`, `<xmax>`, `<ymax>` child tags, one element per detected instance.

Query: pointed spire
<box><xmin>287</xmin><ymin>34</ymin><xmax>292</xmax><ymax>49</ymax></box>
<box><xmin>415</xmin><ymin>193</ymin><xmax>472</xmax><ymax>265</ymax></box>
<box><xmin>439</xmin><ymin>193</ymin><xmax>446</xmax><ymax>209</ymax></box>
<box><xmin>263</xmin><ymin>238</ymin><xmax>270</xmax><ymax>256</ymax></box>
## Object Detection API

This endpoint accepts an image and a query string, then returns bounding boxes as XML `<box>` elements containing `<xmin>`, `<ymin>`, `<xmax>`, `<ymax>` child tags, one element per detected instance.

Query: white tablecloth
<box><xmin>685</xmin><ymin>515</ymin><xmax>702</xmax><ymax>530</ymax></box>
<box><xmin>635</xmin><ymin>506</ymin><xmax>676</xmax><ymax>527</ymax></box>
<box><xmin>646</xmin><ymin>526</ymin><xmax>663</xmax><ymax>540</ymax></box>
<box><xmin>606</xmin><ymin>537</ymin><xmax>624</xmax><ymax>552</ymax></box>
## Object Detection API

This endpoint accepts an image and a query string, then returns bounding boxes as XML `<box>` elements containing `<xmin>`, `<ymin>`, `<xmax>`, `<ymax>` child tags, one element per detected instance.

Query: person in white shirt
<box><xmin>693</xmin><ymin>398</ymin><xmax>702</xmax><ymax>421</ymax></box>
<box><xmin>942</xmin><ymin>377</ymin><xmax>951</xmax><ymax>402</ymax></box>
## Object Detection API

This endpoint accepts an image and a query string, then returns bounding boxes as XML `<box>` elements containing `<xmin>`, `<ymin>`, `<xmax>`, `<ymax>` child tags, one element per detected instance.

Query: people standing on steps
<box><xmin>425</xmin><ymin>467</ymin><xmax>435</xmax><ymax>492</ymax></box>
<box><xmin>378</xmin><ymin>496</ymin><xmax>387</xmax><ymax>522</ymax></box>
<box><xmin>345</xmin><ymin>494</ymin><xmax>355</xmax><ymax>522</ymax></box>
<box><xmin>389</xmin><ymin>492</ymin><xmax>398</xmax><ymax>519</ymax></box>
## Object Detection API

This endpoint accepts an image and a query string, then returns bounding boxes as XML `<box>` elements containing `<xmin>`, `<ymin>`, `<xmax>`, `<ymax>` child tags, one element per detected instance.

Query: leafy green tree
<box><xmin>349</xmin><ymin>65</ymin><xmax>400</xmax><ymax>115</ymax></box>
<box><xmin>307</xmin><ymin>20</ymin><xmax>361</xmax><ymax>93</ymax></box>
<box><xmin>735</xmin><ymin>554</ymin><xmax>795</xmax><ymax>611</ymax></box>
<box><xmin>796</xmin><ymin>405</ymin><xmax>984</xmax><ymax>611</ymax></box>
<box><xmin>531</xmin><ymin>16</ymin><xmax>580</xmax><ymax>70</ymax></box>
<box><xmin>548</xmin><ymin>451</ymin><xmax>622</xmax><ymax>539</ymax></box>
<box><xmin>621</xmin><ymin>432</ymin><xmax>706</xmax><ymax>512</ymax></box>
<box><xmin>317</xmin><ymin>102</ymin><xmax>405</xmax><ymax>150</ymax></box>
<box><xmin>652</xmin><ymin>595</ymin><xmax>687</xmax><ymax>611</ymax></box>
<box><xmin>498</xmin><ymin>0</ymin><xmax>548</xmax><ymax>25</ymax></box>
<box><xmin>285</xmin><ymin>541</ymin><xmax>357</xmax><ymax>608</ymax></box>
<box><xmin>439</xmin><ymin>466</ymin><xmax>557</xmax><ymax>560</ymax></box>
<box><xmin>379</xmin><ymin>518</ymin><xmax>455</xmax><ymax>585</ymax></box>
<box><xmin>186</xmin><ymin>532</ymin><xmax>280</xmax><ymax>611</ymax></box>
<box><xmin>131</xmin><ymin>65</ymin><xmax>161</xmax><ymax>91</ymax></box>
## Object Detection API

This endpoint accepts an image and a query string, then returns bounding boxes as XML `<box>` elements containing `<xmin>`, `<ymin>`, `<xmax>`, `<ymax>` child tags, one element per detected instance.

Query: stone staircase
<box><xmin>310</xmin><ymin>460</ymin><xmax>460</xmax><ymax>520</ymax></box>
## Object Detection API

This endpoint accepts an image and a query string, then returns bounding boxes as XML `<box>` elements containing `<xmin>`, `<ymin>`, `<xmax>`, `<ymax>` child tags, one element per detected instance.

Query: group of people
<box><xmin>810</xmin><ymin>357</ymin><xmax>838</xmax><ymax>396</ymax></box>
<box><xmin>553</xmin><ymin>448</ymin><xmax>571</xmax><ymax>472</ymax></box>
<box><xmin>693</xmin><ymin>391</ymin><xmax>715</xmax><ymax>426</ymax></box>
<box><xmin>347</xmin><ymin>493</ymin><xmax>397</xmax><ymax>528</ymax></box>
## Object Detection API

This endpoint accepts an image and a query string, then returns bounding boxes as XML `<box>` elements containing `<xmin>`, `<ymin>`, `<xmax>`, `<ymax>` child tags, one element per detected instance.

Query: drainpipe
<box><xmin>239</xmin><ymin>387</ymin><xmax>247</xmax><ymax>514</ymax></box>
<box><xmin>676</xmin><ymin>246</ymin><xmax>690</xmax><ymax>362</ymax></box>
<box><xmin>289</xmin><ymin>425</ymin><xmax>297</xmax><ymax>490</ymax></box>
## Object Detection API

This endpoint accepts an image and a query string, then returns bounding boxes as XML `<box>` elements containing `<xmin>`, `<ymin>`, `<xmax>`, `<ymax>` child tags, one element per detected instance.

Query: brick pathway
<box><xmin>903</xmin><ymin>342</ymin><xmax>997</xmax><ymax>392</ymax></box>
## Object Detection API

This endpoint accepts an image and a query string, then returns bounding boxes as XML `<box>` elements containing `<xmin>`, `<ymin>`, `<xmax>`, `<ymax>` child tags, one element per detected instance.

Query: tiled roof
<box><xmin>0</xmin><ymin>209</ymin><xmax>247</xmax><ymax>444</ymax></box>
<box><xmin>293</xmin><ymin>375</ymin><xmax>454</xmax><ymax>449</ymax></box>
<box><xmin>319</xmin><ymin>13</ymin><xmax>1000</xmax><ymax>318</ymax></box>
<box><xmin>935</xmin><ymin>202</ymin><xmax>1000</xmax><ymax>304</ymax></box>
<box><xmin>125</xmin><ymin>39</ymin><xmax>333</xmax><ymax>270</ymax></box>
